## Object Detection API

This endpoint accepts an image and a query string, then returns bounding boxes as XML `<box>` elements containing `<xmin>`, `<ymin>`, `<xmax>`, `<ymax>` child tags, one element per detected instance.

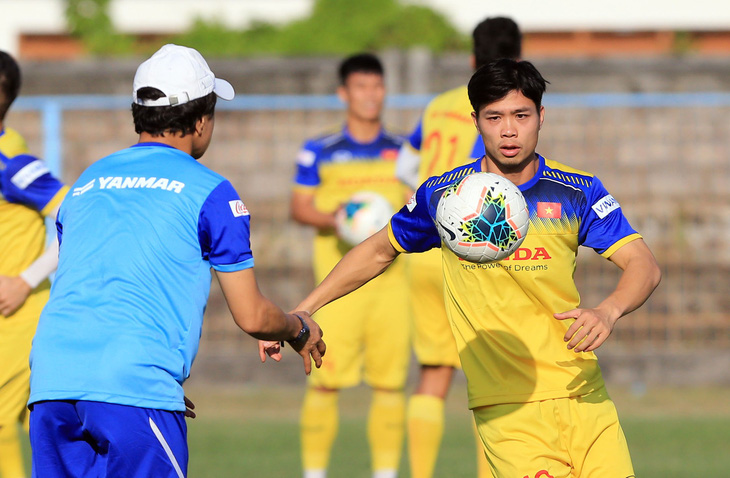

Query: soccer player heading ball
<box><xmin>27</xmin><ymin>44</ymin><xmax>325</xmax><ymax>478</ymax></box>
<box><xmin>267</xmin><ymin>58</ymin><xmax>661</xmax><ymax>477</ymax></box>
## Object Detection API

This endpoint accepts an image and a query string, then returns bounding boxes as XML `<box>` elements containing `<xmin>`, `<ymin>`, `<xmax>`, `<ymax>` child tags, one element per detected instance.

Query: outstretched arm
<box><xmin>298</xmin><ymin>226</ymin><xmax>400</xmax><ymax>314</ymax></box>
<box><xmin>259</xmin><ymin>227</ymin><xmax>400</xmax><ymax>363</ymax></box>
<box><xmin>555</xmin><ymin>238</ymin><xmax>661</xmax><ymax>352</ymax></box>
<box><xmin>217</xmin><ymin>268</ymin><xmax>326</xmax><ymax>374</ymax></box>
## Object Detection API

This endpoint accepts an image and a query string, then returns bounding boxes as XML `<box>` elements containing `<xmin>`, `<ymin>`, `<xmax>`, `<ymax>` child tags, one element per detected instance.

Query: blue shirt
<box><xmin>29</xmin><ymin>143</ymin><xmax>254</xmax><ymax>411</ymax></box>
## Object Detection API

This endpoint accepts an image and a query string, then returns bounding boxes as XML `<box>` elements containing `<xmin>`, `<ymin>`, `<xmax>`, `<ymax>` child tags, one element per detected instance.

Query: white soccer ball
<box><xmin>435</xmin><ymin>172</ymin><xmax>529</xmax><ymax>263</ymax></box>
<box><xmin>335</xmin><ymin>191</ymin><xmax>394</xmax><ymax>247</ymax></box>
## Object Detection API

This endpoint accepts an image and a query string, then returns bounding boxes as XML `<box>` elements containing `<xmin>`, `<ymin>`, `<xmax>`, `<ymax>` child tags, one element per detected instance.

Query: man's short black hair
<box><xmin>472</xmin><ymin>17</ymin><xmax>522</xmax><ymax>69</ymax></box>
<box><xmin>0</xmin><ymin>51</ymin><xmax>21</xmax><ymax>121</ymax></box>
<box><xmin>338</xmin><ymin>53</ymin><xmax>384</xmax><ymax>85</ymax></box>
<box><xmin>131</xmin><ymin>88</ymin><xmax>216</xmax><ymax>136</ymax></box>
<box><xmin>468</xmin><ymin>59</ymin><xmax>548</xmax><ymax>114</ymax></box>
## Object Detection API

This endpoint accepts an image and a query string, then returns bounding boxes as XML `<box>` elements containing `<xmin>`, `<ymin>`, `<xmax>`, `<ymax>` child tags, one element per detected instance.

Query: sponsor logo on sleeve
<box><xmin>296</xmin><ymin>149</ymin><xmax>316</xmax><ymax>167</ymax></box>
<box><xmin>10</xmin><ymin>159</ymin><xmax>49</xmax><ymax>189</ymax></box>
<box><xmin>228</xmin><ymin>200</ymin><xmax>249</xmax><ymax>217</ymax></box>
<box><xmin>406</xmin><ymin>193</ymin><xmax>417</xmax><ymax>212</ymax></box>
<box><xmin>591</xmin><ymin>194</ymin><xmax>620</xmax><ymax>219</ymax></box>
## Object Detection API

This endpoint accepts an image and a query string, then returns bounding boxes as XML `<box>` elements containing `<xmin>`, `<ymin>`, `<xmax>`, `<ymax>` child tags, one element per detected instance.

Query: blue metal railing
<box><xmin>14</xmin><ymin>92</ymin><xmax>730</xmax><ymax>176</ymax></box>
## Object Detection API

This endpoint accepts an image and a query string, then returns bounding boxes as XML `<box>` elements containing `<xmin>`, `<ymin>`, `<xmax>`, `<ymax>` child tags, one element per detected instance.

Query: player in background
<box><xmin>0</xmin><ymin>50</ymin><xmax>68</xmax><ymax>478</ymax></box>
<box><xmin>263</xmin><ymin>53</ymin><xmax>410</xmax><ymax>478</ymax></box>
<box><xmin>27</xmin><ymin>44</ymin><xmax>325</xmax><ymax>478</ymax></box>
<box><xmin>394</xmin><ymin>17</ymin><xmax>522</xmax><ymax>478</ymax></box>
<box><xmin>267</xmin><ymin>59</ymin><xmax>661</xmax><ymax>478</ymax></box>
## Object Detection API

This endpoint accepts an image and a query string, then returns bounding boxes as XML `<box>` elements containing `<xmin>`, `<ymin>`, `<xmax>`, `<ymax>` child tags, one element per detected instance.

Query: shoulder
<box><xmin>302</xmin><ymin>126</ymin><xmax>346</xmax><ymax>151</ymax></box>
<box><xmin>379</xmin><ymin>127</ymin><xmax>407</xmax><ymax>147</ymax></box>
<box><xmin>421</xmin><ymin>158</ymin><xmax>480</xmax><ymax>192</ymax></box>
<box><xmin>426</xmin><ymin>85</ymin><xmax>469</xmax><ymax>109</ymax></box>
<box><xmin>0</xmin><ymin>127</ymin><xmax>29</xmax><ymax>159</ymax></box>
<box><xmin>540</xmin><ymin>157</ymin><xmax>596</xmax><ymax>191</ymax></box>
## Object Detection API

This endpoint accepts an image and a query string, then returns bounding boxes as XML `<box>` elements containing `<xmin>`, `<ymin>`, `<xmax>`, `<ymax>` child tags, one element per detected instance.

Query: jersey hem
<box><xmin>467</xmin><ymin>376</ymin><xmax>606</xmax><ymax>410</ymax></box>
<box><xmin>28</xmin><ymin>391</ymin><xmax>185</xmax><ymax>412</ymax></box>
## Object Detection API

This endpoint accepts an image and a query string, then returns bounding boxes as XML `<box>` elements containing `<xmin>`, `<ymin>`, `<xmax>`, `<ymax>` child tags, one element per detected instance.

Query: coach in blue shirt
<box><xmin>27</xmin><ymin>44</ymin><xmax>325</xmax><ymax>478</ymax></box>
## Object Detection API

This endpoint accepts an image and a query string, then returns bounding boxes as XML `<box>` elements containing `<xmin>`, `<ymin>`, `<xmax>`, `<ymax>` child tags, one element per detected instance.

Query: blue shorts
<box><xmin>30</xmin><ymin>400</ymin><xmax>188</xmax><ymax>478</ymax></box>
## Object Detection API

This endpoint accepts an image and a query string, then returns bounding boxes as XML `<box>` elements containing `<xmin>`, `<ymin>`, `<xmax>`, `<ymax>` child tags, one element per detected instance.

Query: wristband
<box><xmin>288</xmin><ymin>313</ymin><xmax>310</xmax><ymax>345</ymax></box>
<box><xmin>280</xmin><ymin>314</ymin><xmax>309</xmax><ymax>348</ymax></box>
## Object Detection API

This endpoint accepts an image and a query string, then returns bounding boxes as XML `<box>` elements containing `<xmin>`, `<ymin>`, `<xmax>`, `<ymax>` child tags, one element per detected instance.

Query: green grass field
<box><xmin>19</xmin><ymin>383</ymin><xmax>730</xmax><ymax>477</ymax></box>
<box><xmin>182</xmin><ymin>384</ymin><xmax>730</xmax><ymax>478</ymax></box>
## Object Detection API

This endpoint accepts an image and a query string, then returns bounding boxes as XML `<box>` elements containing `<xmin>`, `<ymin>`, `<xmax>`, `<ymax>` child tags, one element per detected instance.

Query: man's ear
<box><xmin>471</xmin><ymin>110</ymin><xmax>480</xmax><ymax>134</ymax></box>
<box><xmin>195</xmin><ymin>116</ymin><xmax>208</xmax><ymax>136</ymax></box>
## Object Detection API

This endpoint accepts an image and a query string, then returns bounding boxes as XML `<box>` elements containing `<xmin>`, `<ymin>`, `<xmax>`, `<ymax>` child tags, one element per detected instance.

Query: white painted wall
<box><xmin>2</xmin><ymin>0</ymin><xmax>729</xmax><ymax>55</ymax></box>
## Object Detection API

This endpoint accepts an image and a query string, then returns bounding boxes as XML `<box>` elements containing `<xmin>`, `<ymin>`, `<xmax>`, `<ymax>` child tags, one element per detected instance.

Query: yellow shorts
<box><xmin>309</xmin><ymin>255</ymin><xmax>411</xmax><ymax>390</ymax></box>
<box><xmin>473</xmin><ymin>387</ymin><xmax>634</xmax><ymax>478</ymax></box>
<box><xmin>408</xmin><ymin>249</ymin><xmax>460</xmax><ymax>368</ymax></box>
<box><xmin>0</xmin><ymin>289</ymin><xmax>47</xmax><ymax>430</ymax></box>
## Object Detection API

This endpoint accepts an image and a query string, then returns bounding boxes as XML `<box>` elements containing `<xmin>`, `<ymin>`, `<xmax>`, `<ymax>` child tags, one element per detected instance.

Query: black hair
<box><xmin>131</xmin><ymin>88</ymin><xmax>216</xmax><ymax>136</ymax></box>
<box><xmin>467</xmin><ymin>59</ymin><xmax>548</xmax><ymax>114</ymax></box>
<box><xmin>338</xmin><ymin>53</ymin><xmax>384</xmax><ymax>85</ymax></box>
<box><xmin>0</xmin><ymin>51</ymin><xmax>21</xmax><ymax>121</ymax></box>
<box><xmin>472</xmin><ymin>17</ymin><xmax>522</xmax><ymax>69</ymax></box>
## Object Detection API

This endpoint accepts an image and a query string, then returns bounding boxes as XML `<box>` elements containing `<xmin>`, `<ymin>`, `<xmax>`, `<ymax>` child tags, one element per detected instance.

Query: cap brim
<box><xmin>214</xmin><ymin>78</ymin><xmax>235</xmax><ymax>101</ymax></box>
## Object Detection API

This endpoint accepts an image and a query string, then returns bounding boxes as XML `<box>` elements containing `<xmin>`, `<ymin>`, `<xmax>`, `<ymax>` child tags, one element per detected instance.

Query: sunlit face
<box><xmin>472</xmin><ymin>90</ymin><xmax>544</xmax><ymax>175</ymax></box>
<box><xmin>191</xmin><ymin>114</ymin><xmax>215</xmax><ymax>159</ymax></box>
<box><xmin>338</xmin><ymin>72</ymin><xmax>385</xmax><ymax>123</ymax></box>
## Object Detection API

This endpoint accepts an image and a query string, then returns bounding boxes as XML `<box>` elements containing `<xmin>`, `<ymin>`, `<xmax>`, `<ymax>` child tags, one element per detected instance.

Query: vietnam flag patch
<box><xmin>537</xmin><ymin>202</ymin><xmax>561</xmax><ymax>218</ymax></box>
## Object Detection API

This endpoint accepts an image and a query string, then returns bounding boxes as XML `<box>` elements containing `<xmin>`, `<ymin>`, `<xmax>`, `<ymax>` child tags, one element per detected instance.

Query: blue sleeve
<box><xmin>579</xmin><ymin>176</ymin><xmax>638</xmax><ymax>254</ymax></box>
<box><xmin>1</xmin><ymin>154</ymin><xmax>64</xmax><ymax>211</ymax></box>
<box><xmin>198</xmin><ymin>181</ymin><xmax>255</xmax><ymax>271</ymax></box>
<box><xmin>293</xmin><ymin>140</ymin><xmax>321</xmax><ymax>187</ymax></box>
<box><xmin>390</xmin><ymin>181</ymin><xmax>442</xmax><ymax>253</ymax></box>
<box><xmin>408</xmin><ymin>119</ymin><xmax>423</xmax><ymax>151</ymax></box>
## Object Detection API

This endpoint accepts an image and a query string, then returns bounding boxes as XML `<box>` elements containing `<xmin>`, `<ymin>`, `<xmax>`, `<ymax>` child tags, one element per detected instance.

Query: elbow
<box><xmin>650</xmin><ymin>260</ymin><xmax>662</xmax><ymax>290</ymax></box>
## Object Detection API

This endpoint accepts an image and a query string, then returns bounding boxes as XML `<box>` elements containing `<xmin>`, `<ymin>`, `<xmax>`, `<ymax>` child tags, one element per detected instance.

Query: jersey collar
<box><xmin>475</xmin><ymin>153</ymin><xmax>545</xmax><ymax>192</ymax></box>
<box><xmin>342</xmin><ymin>124</ymin><xmax>384</xmax><ymax>146</ymax></box>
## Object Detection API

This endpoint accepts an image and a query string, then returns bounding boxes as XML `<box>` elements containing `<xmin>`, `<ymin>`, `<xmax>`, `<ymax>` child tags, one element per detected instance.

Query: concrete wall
<box><xmin>8</xmin><ymin>53</ymin><xmax>730</xmax><ymax>387</ymax></box>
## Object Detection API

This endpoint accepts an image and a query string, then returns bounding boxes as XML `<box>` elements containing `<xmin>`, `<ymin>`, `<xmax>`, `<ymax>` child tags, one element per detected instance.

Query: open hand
<box><xmin>0</xmin><ymin>275</ymin><xmax>32</xmax><ymax>317</ymax></box>
<box><xmin>554</xmin><ymin>307</ymin><xmax>617</xmax><ymax>353</ymax></box>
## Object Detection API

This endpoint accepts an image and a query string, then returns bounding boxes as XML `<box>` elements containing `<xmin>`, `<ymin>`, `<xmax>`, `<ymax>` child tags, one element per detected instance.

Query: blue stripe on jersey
<box><xmin>30</xmin><ymin>143</ymin><xmax>254</xmax><ymax>411</ymax></box>
<box><xmin>407</xmin><ymin>119</ymin><xmax>423</xmax><ymax>151</ymax></box>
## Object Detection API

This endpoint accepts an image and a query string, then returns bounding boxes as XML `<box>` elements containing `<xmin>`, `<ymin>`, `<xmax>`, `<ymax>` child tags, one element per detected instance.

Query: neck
<box><xmin>346</xmin><ymin>116</ymin><xmax>381</xmax><ymax>143</ymax></box>
<box><xmin>138</xmin><ymin>131</ymin><xmax>193</xmax><ymax>156</ymax></box>
<box><xmin>481</xmin><ymin>153</ymin><xmax>539</xmax><ymax>186</ymax></box>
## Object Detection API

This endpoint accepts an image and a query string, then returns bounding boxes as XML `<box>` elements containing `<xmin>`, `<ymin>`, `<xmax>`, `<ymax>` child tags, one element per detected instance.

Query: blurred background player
<box><xmin>0</xmin><ymin>50</ymin><xmax>68</xmax><ymax>478</ymax></box>
<box><xmin>284</xmin><ymin>53</ymin><xmax>410</xmax><ymax>478</ymax></box>
<box><xmin>394</xmin><ymin>17</ymin><xmax>522</xmax><ymax>478</ymax></box>
<box><xmin>281</xmin><ymin>57</ymin><xmax>661</xmax><ymax>478</ymax></box>
<box><xmin>27</xmin><ymin>44</ymin><xmax>324</xmax><ymax>478</ymax></box>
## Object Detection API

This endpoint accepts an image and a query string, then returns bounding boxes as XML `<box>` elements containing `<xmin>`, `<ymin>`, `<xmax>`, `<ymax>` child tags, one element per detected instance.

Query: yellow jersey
<box><xmin>388</xmin><ymin>156</ymin><xmax>641</xmax><ymax>408</ymax></box>
<box><xmin>0</xmin><ymin>127</ymin><xmax>67</xmax><ymax>317</ymax></box>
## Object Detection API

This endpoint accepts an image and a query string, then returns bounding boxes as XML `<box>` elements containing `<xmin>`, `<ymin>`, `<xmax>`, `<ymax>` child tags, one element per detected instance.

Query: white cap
<box><xmin>133</xmin><ymin>44</ymin><xmax>235</xmax><ymax>107</ymax></box>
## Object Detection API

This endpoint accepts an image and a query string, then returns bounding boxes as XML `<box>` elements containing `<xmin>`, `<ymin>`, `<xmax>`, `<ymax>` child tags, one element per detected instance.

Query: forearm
<box><xmin>292</xmin><ymin>207</ymin><xmax>336</xmax><ymax>231</ymax></box>
<box><xmin>20</xmin><ymin>236</ymin><xmax>59</xmax><ymax>288</ymax></box>
<box><xmin>598</xmin><ymin>253</ymin><xmax>661</xmax><ymax>323</ymax></box>
<box><xmin>234</xmin><ymin>298</ymin><xmax>303</xmax><ymax>341</ymax></box>
<box><xmin>299</xmin><ymin>228</ymin><xmax>398</xmax><ymax>314</ymax></box>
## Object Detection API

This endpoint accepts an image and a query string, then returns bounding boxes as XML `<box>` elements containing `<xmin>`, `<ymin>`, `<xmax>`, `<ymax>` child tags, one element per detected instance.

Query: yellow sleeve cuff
<box><xmin>600</xmin><ymin>233</ymin><xmax>642</xmax><ymax>259</ymax></box>
<box><xmin>40</xmin><ymin>186</ymin><xmax>69</xmax><ymax>217</ymax></box>
<box><xmin>387</xmin><ymin>221</ymin><xmax>407</xmax><ymax>253</ymax></box>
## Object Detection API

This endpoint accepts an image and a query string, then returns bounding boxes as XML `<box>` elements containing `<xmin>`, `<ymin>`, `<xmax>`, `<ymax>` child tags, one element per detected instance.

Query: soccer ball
<box><xmin>335</xmin><ymin>191</ymin><xmax>394</xmax><ymax>247</ymax></box>
<box><xmin>435</xmin><ymin>172</ymin><xmax>529</xmax><ymax>263</ymax></box>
